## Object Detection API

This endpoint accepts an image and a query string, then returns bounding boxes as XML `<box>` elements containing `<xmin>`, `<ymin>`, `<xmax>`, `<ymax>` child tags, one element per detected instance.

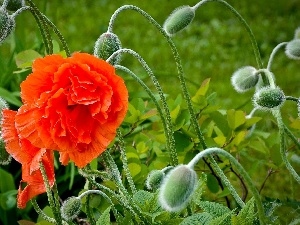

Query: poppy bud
<box><xmin>146</xmin><ymin>170</ymin><xmax>165</xmax><ymax>190</ymax></box>
<box><xmin>94</xmin><ymin>32</ymin><xmax>122</xmax><ymax>65</ymax></box>
<box><xmin>163</xmin><ymin>6</ymin><xmax>195</xmax><ymax>36</ymax></box>
<box><xmin>253</xmin><ymin>86</ymin><xmax>285</xmax><ymax>110</ymax></box>
<box><xmin>159</xmin><ymin>165</ymin><xmax>197</xmax><ymax>212</ymax></box>
<box><xmin>285</xmin><ymin>39</ymin><xmax>300</xmax><ymax>60</ymax></box>
<box><xmin>61</xmin><ymin>197</ymin><xmax>81</xmax><ymax>221</ymax></box>
<box><xmin>1</xmin><ymin>0</ymin><xmax>25</xmax><ymax>11</ymax></box>
<box><xmin>231</xmin><ymin>66</ymin><xmax>258</xmax><ymax>92</ymax></box>
<box><xmin>0</xmin><ymin>97</ymin><xmax>10</xmax><ymax>165</ymax></box>
<box><xmin>0</xmin><ymin>8</ymin><xmax>15</xmax><ymax>44</ymax></box>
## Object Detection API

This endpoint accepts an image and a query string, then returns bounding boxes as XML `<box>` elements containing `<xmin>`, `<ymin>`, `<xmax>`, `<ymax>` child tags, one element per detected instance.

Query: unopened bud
<box><xmin>146</xmin><ymin>170</ymin><xmax>165</xmax><ymax>190</ymax></box>
<box><xmin>159</xmin><ymin>165</ymin><xmax>197</xmax><ymax>212</ymax></box>
<box><xmin>253</xmin><ymin>86</ymin><xmax>285</xmax><ymax>110</ymax></box>
<box><xmin>61</xmin><ymin>197</ymin><xmax>81</xmax><ymax>221</ymax></box>
<box><xmin>94</xmin><ymin>32</ymin><xmax>122</xmax><ymax>65</ymax></box>
<box><xmin>231</xmin><ymin>66</ymin><xmax>258</xmax><ymax>92</ymax></box>
<box><xmin>163</xmin><ymin>6</ymin><xmax>195</xmax><ymax>36</ymax></box>
<box><xmin>0</xmin><ymin>8</ymin><xmax>15</xmax><ymax>44</ymax></box>
<box><xmin>1</xmin><ymin>0</ymin><xmax>25</xmax><ymax>11</ymax></box>
<box><xmin>285</xmin><ymin>39</ymin><xmax>300</xmax><ymax>60</ymax></box>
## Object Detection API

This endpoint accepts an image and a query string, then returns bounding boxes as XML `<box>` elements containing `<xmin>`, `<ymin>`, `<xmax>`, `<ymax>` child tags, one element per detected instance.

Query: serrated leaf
<box><xmin>209</xmin><ymin>211</ymin><xmax>232</xmax><ymax>225</ymax></box>
<box><xmin>132</xmin><ymin>190</ymin><xmax>155</xmax><ymax>212</ymax></box>
<box><xmin>198</xmin><ymin>201</ymin><xmax>231</xmax><ymax>218</ymax></box>
<box><xmin>96</xmin><ymin>206</ymin><xmax>111</xmax><ymax>225</ymax></box>
<box><xmin>236</xmin><ymin>197</ymin><xmax>256</xmax><ymax>225</ymax></box>
<box><xmin>15</xmin><ymin>50</ymin><xmax>42</xmax><ymax>69</ymax></box>
<box><xmin>180</xmin><ymin>212</ymin><xmax>212</xmax><ymax>225</ymax></box>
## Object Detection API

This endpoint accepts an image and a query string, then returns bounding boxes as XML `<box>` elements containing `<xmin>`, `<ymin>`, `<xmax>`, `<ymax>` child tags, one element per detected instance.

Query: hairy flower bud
<box><xmin>231</xmin><ymin>66</ymin><xmax>258</xmax><ymax>92</ymax></box>
<box><xmin>163</xmin><ymin>6</ymin><xmax>195</xmax><ymax>36</ymax></box>
<box><xmin>159</xmin><ymin>165</ymin><xmax>197</xmax><ymax>212</ymax></box>
<box><xmin>146</xmin><ymin>170</ymin><xmax>165</xmax><ymax>190</ymax></box>
<box><xmin>253</xmin><ymin>86</ymin><xmax>285</xmax><ymax>110</ymax></box>
<box><xmin>94</xmin><ymin>32</ymin><xmax>122</xmax><ymax>65</ymax></box>
<box><xmin>285</xmin><ymin>39</ymin><xmax>300</xmax><ymax>60</ymax></box>
<box><xmin>0</xmin><ymin>8</ymin><xmax>15</xmax><ymax>44</ymax></box>
<box><xmin>61</xmin><ymin>197</ymin><xmax>81</xmax><ymax>221</ymax></box>
<box><xmin>1</xmin><ymin>0</ymin><xmax>25</xmax><ymax>11</ymax></box>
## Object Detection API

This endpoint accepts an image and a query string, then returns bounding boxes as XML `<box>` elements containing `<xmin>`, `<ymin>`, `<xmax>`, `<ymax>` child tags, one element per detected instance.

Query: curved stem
<box><xmin>256</xmin><ymin>69</ymin><xmax>276</xmax><ymax>88</ymax></box>
<box><xmin>108</xmin><ymin>48</ymin><xmax>178</xmax><ymax>166</ymax></box>
<box><xmin>283</xmin><ymin>124</ymin><xmax>300</xmax><ymax>150</ymax></box>
<box><xmin>39</xmin><ymin>162</ymin><xmax>63</xmax><ymax>225</ymax></box>
<box><xmin>187</xmin><ymin>147</ymin><xmax>269</xmax><ymax>224</ymax></box>
<box><xmin>1</xmin><ymin>0</ymin><xmax>9</xmax><ymax>9</ymax></box>
<box><xmin>267</xmin><ymin>42</ymin><xmax>288</xmax><ymax>71</ymax></box>
<box><xmin>116</xmin><ymin>129</ymin><xmax>137</xmax><ymax>194</ymax></box>
<box><xmin>31</xmin><ymin>199</ymin><xmax>56</xmax><ymax>224</ymax></box>
<box><xmin>286</xmin><ymin>96</ymin><xmax>298</xmax><ymax>102</ymax></box>
<box><xmin>193</xmin><ymin>0</ymin><xmax>264</xmax><ymax>72</ymax></box>
<box><xmin>272</xmin><ymin>110</ymin><xmax>300</xmax><ymax>183</ymax></box>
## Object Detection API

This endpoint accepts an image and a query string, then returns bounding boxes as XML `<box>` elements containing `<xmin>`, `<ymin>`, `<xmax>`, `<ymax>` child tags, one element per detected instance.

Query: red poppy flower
<box><xmin>9</xmin><ymin>52</ymin><xmax>128</xmax><ymax>168</ymax></box>
<box><xmin>1</xmin><ymin>110</ymin><xmax>55</xmax><ymax>208</ymax></box>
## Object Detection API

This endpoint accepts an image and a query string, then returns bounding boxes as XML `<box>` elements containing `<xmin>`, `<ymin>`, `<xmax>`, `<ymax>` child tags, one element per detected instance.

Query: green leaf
<box><xmin>209</xmin><ymin>211</ymin><xmax>232</xmax><ymax>225</ymax></box>
<box><xmin>0</xmin><ymin>168</ymin><xmax>16</xmax><ymax>192</ymax></box>
<box><xmin>174</xmin><ymin>131</ymin><xmax>194</xmax><ymax>152</ymax></box>
<box><xmin>128</xmin><ymin>163</ymin><xmax>141</xmax><ymax>178</ymax></box>
<box><xmin>206</xmin><ymin>174</ymin><xmax>220</xmax><ymax>194</ymax></box>
<box><xmin>15</xmin><ymin>50</ymin><xmax>42</xmax><ymax>69</ymax></box>
<box><xmin>0</xmin><ymin>190</ymin><xmax>17</xmax><ymax>210</ymax></box>
<box><xmin>96</xmin><ymin>206</ymin><xmax>111</xmax><ymax>225</ymax></box>
<box><xmin>0</xmin><ymin>88</ymin><xmax>22</xmax><ymax>106</ymax></box>
<box><xmin>227</xmin><ymin>109</ymin><xmax>246</xmax><ymax>130</ymax></box>
<box><xmin>235</xmin><ymin>197</ymin><xmax>256</xmax><ymax>225</ymax></box>
<box><xmin>17</xmin><ymin>220</ymin><xmax>36</xmax><ymax>225</ymax></box>
<box><xmin>198</xmin><ymin>201</ymin><xmax>231</xmax><ymax>218</ymax></box>
<box><xmin>180</xmin><ymin>212</ymin><xmax>212</xmax><ymax>225</ymax></box>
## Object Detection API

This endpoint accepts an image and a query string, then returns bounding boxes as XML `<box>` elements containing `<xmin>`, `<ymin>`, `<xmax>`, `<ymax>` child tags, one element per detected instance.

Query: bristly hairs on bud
<box><xmin>231</xmin><ymin>66</ymin><xmax>258</xmax><ymax>93</ymax></box>
<box><xmin>0</xmin><ymin>96</ymin><xmax>10</xmax><ymax>165</ymax></box>
<box><xmin>159</xmin><ymin>164</ymin><xmax>198</xmax><ymax>212</ymax></box>
<box><xmin>146</xmin><ymin>170</ymin><xmax>165</xmax><ymax>190</ymax></box>
<box><xmin>294</xmin><ymin>27</ymin><xmax>300</xmax><ymax>40</ymax></box>
<box><xmin>163</xmin><ymin>5</ymin><xmax>195</xmax><ymax>36</ymax></box>
<box><xmin>94</xmin><ymin>32</ymin><xmax>122</xmax><ymax>65</ymax></box>
<box><xmin>253</xmin><ymin>86</ymin><xmax>285</xmax><ymax>111</ymax></box>
<box><xmin>0</xmin><ymin>6</ymin><xmax>15</xmax><ymax>44</ymax></box>
<box><xmin>60</xmin><ymin>196</ymin><xmax>82</xmax><ymax>221</ymax></box>
<box><xmin>285</xmin><ymin>39</ymin><xmax>300</xmax><ymax>60</ymax></box>
<box><xmin>1</xmin><ymin>0</ymin><xmax>25</xmax><ymax>11</ymax></box>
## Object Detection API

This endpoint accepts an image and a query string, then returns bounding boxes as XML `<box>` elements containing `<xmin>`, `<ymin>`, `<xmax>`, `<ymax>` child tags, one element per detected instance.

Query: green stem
<box><xmin>85</xmin><ymin>181</ymin><xmax>96</xmax><ymax>225</ymax></box>
<box><xmin>283</xmin><ymin>124</ymin><xmax>300</xmax><ymax>150</ymax></box>
<box><xmin>285</xmin><ymin>96</ymin><xmax>298</xmax><ymax>102</ymax></box>
<box><xmin>116</xmin><ymin>129</ymin><xmax>137</xmax><ymax>194</ymax></box>
<box><xmin>39</xmin><ymin>162</ymin><xmax>63</xmax><ymax>225</ymax></box>
<box><xmin>272</xmin><ymin>110</ymin><xmax>300</xmax><ymax>183</ymax></box>
<box><xmin>1</xmin><ymin>0</ymin><xmax>9</xmax><ymax>9</ymax></box>
<box><xmin>255</xmin><ymin>69</ymin><xmax>276</xmax><ymax>88</ymax></box>
<box><xmin>108</xmin><ymin>48</ymin><xmax>178</xmax><ymax>166</ymax></box>
<box><xmin>31</xmin><ymin>199</ymin><xmax>56</xmax><ymax>224</ymax></box>
<box><xmin>26</xmin><ymin>0</ymin><xmax>53</xmax><ymax>54</ymax></box>
<box><xmin>193</xmin><ymin>0</ymin><xmax>264</xmax><ymax>74</ymax></box>
<box><xmin>188</xmin><ymin>147</ymin><xmax>269</xmax><ymax>225</ymax></box>
<box><xmin>267</xmin><ymin>42</ymin><xmax>288</xmax><ymax>71</ymax></box>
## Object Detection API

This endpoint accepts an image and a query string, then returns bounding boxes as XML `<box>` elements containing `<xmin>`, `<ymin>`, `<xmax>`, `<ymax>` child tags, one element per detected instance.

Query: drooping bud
<box><xmin>231</xmin><ymin>66</ymin><xmax>258</xmax><ymax>92</ymax></box>
<box><xmin>163</xmin><ymin>6</ymin><xmax>195</xmax><ymax>36</ymax></box>
<box><xmin>294</xmin><ymin>27</ymin><xmax>300</xmax><ymax>40</ymax></box>
<box><xmin>285</xmin><ymin>39</ymin><xmax>300</xmax><ymax>60</ymax></box>
<box><xmin>94</xmin><ymin>32</ymin><xmax>122</xmax><ymax>65</ymax></box>
<box><xmin>60</xmin><ymin>197</ymin><xmax>82</xmax><ymax>221</ymax></box>
<box><xmin>0</xmin><ymin>8</ymin><xmax>15</xmax><ymax>44</ymax></box>
<box><xmin>146</xmin><ymin>170</ymin><xmax>165</xmax><ymax>190</ymax></box>
<box><xmin>1</xmin><ymin>0</ymin><xmax>25</xmax><ymax>11</ymax></box>
<box><xmin>159</xmin><ymin>165</ymin><xmax>197</xmax><ymax>212</ymax></box>
<box><xmin>253</xmin><ymin>86</ymin><xmax>285</xmax><ymax>110</ymax></box>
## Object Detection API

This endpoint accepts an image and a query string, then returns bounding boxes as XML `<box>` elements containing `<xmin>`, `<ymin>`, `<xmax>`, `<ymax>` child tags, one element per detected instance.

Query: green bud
<box><xmin>94</xmin><ymin>32</ymin><xmax>122</xmax><ymax>65</ymax></box>
<box><xmin>159</xmin><ymin>165</ymin><xmax>197</xmax><ymax>212</ymax></box>
<box><xmin>163</xmin><ymin>6</ymin><xmax>195</xmax><ymax>36</ymax></box>
<box><xmin>61</xmin><ymin>197</ymin><xmax>81</xmax><ymax>221</ymax></box>
<box><xmin>146</xmin><ymin>170</ymin><xmax>165</xmax><ymax>190</ymax></box>
<box><xmin>1</xmin><ymin>0</ymin><xmax>25</xmax><ymax>11</ymax></box>
<box><xmin>253</xmin><ymin>86</ymin><xmax>285</xmax><ymax>110</ymax></box>
<box><xmin>294</xmin><ymin>27</ymin><xmax>300</xmax><ymax>40</ymax></box>
<box><xmin>231</xmin><ymin>66</ymin><xmax>258</xmax><ymax>92</ymax></box>
<box><xmin>285</xmin><ymin>39</ymin><xmax>300</xmax><ymax>60</ymax></box>
<box><xmin>0</xmin><ymin>8</ymin><xmax>15</xmax><ymax>44</ymax></box>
